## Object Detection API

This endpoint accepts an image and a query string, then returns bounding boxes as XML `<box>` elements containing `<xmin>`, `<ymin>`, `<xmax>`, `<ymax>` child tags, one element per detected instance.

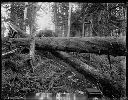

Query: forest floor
<box><xmin>2</xmin><ymin>49</ymin><xmax>126</xmax><ymax>100</ymax></box>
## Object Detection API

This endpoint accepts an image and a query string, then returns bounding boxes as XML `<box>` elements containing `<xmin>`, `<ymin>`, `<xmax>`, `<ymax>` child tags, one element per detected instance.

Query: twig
<box><xmin>2</xmin><ymin>48</ymin><xmax>18</xmax><ymax>58</ymax></box>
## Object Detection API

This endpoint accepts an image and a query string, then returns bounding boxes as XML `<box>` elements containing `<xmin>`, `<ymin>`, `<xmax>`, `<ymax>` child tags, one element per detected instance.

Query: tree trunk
<box><xmin>24</xmin><ymin>2</ymin><xmax>28</xmax><ymax>32</ymax></box>
<box><xmin>29</xmin><ymin>25</ymin><xmax>35</xmax><ymax>61</ymax></box>
<box><xmin>10</xmin><ymin>36</ymin><xmax>126</xmax><ymax>56</ymax></box>
<box><xmin>89</xmin><ymin>17</ymin><xmax>93</xmax><ymax>37</ymax></box>
<box><xmin>67</xmin><ymin>2</ymin><xmax>71</xmax><ymax>37</ymax></box>
<box><xmin>10</xmin><ymin>2</ymin><xmax>25</xmax><ymax>30</ymax></box>
<box><xmin>28</xmin><ymin>3</ymin><xmax>42</xmax><ymax>68</ymax></box>
<box><xmin>50</xmin><ymin>51</ymin><xmax>125</xmax><ymax>98</ymax></box>
<box><xmin>82</xmin><ymin>23</ymin><xmax>85</xmax><ymax>37</ymax></box>
<box><xmin>27</xmin><ymin>3</ymin><xmax>40</xmax><ymax>70</ymax></box>
<box><xmin>54</xmin><ymin>3</ymin><xmax>58</xmax><ymax>34</ymax></box>
<box><xmin>28</xmin><ymin>4</ymin><xmax>36</xmax><ymax>62</ymax></box>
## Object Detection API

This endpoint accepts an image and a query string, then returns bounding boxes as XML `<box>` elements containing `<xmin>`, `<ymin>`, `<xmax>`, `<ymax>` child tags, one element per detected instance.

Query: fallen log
<box><xmin>51</xmin><ymin>51</ymin><xmax>125</xmax><ymax>98</ymax></box>
<box><xmin>10</xmin><ymin>36</ymin><xmax>126</xmax><ymax>56</ymax></box>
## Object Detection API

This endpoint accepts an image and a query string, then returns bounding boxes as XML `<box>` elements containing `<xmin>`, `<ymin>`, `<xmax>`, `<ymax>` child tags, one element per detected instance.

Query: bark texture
<box><xmin>51</xmin><ymin>51</ymin><xmax>125</xmax><ymax>98</ymax></box>
<box><xmin>10</xmin><ymin>36</ymin><xmax>126</xmax><ymax>56</ymax></box>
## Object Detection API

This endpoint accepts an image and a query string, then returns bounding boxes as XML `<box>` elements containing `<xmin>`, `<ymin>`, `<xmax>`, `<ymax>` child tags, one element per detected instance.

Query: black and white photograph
<box><xmin>1</xmin><ymin>2</ymin><xmax>127</xmax><ymax>100</ymax></box>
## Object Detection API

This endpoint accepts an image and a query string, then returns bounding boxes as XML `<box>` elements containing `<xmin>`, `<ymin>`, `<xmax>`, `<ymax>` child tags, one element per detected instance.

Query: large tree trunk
<box><xmin>50</xmin><ymin>51</ymin><xmax>125</xmax><ymax>98</ymax></box>
<box><xmin>27</xmin><ymin>3</ymin><xmax>39</xmax><ymax>63</ymax></box>
<box><xmin>10</xmin><ymin>36</ymin><xmax>126</xmax><ymax>56</ymax></box>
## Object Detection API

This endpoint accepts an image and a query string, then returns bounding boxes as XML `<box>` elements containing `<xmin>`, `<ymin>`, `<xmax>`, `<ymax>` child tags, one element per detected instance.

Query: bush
<box><xmin>36</xmin><ymin>30</ymin><xmax>58</xmax><ymax>37</ymax></box>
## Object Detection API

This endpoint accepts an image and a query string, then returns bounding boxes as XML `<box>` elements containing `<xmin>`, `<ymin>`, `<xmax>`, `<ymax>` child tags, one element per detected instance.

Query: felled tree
<box><xmin>10</xmin><ymin>36</ymin><xmax>126</xmax><ymax>57</ymax></box>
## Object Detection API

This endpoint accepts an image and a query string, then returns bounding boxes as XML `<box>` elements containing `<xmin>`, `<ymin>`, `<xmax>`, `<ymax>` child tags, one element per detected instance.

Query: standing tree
<box><xmin>27</xmin><ymin>2</ymin><xmax>42</xmax><ymax>71</ymax></box>
<box><xmin>52</xmin><ymin>2</ymin><xmax>69</xmax><ymax>37</ymax></box>
<box><xmin>10</xmin><ymin>2</ymin><xmax>25</xmax><ymax>31</ymax></box>
<box><xmin>53</xmin><ymin>3</ymin><xmax>58</xmax><ymax>35</ymax></box>
<box><xmin>70</xmin><ymin>3</ymin><xmax>82</xmax><ymax>37</ymax></box>
<box><xmin>67</xmin><ymin>2</ymin><xmax>72</xmax><ymax>37</ymax></box>
<box><xmin>23</xmin><ymin>2</ymin><xmax>28</xmax><ymax>32</ymax></box>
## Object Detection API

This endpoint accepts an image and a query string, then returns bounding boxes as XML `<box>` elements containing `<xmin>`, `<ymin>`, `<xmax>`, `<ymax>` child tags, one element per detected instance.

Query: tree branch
<box><xmin>2</xmin><ymin>48</ymin><xmax>18</xmax><ymax>59</ymax></box>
